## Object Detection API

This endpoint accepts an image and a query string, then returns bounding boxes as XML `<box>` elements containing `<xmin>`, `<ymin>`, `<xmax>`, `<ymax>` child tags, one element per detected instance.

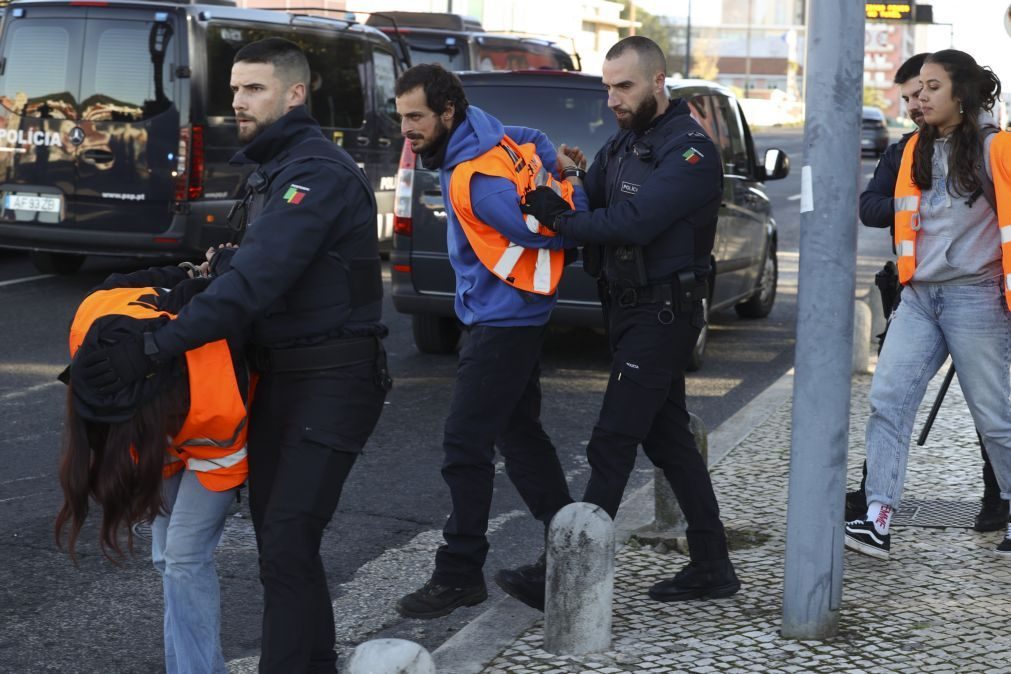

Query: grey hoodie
<box><xmin>911</xmin><ymin>113</ymin><xmax>1001</xmax><ymax>284</ymax></box>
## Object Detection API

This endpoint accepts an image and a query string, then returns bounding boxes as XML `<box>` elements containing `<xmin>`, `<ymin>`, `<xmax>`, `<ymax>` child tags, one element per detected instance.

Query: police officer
<box><xmin>75</xmin><ymin>38</ymin><xmax>390</xmax><ymax>672</ymax></box>
<box><xmin>518</xmin><ymin>36</ymin><xmax>740</xmax><ymax>602</ymax></box>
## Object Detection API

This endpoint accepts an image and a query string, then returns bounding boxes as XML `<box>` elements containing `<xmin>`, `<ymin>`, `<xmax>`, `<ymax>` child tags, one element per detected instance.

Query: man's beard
<box><xmin>409</xmin><ymin>119</ymin><xmax>450</xmax><ymax>154</ymax></box>
<box><xmin>237</xmin><ymin>106</ymin><xmax>284</xmax><ymax>143</ymax></box>
<box><xmin>910</xmin><ymin>110</ymin><xmax>924</xmax><ymax>128</ymax></box>
<box><xmin>615</xmin><ymin>93</ymin><xmax>658</xmax><ymax>132</ymax></box>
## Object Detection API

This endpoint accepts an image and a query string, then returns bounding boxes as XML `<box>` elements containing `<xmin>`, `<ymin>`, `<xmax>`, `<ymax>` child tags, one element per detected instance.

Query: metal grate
<box><xmin>891</xmin><ymin>499</ymin><xmax>980</xmax><ymax>529</ymax></box>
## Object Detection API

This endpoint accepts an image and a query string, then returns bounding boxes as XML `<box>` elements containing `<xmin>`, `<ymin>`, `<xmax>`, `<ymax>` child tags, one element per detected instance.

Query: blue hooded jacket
<box><xmin>440</xmin><ymin>105</ymin><xmax>588</xmax><ymax>327</ymax></box>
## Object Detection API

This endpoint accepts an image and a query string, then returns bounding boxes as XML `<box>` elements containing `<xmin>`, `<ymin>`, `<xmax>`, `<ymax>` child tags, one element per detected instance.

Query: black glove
<box><xmin>76</xmin><ymin>333</ymin><xmax>155</xmax><ymax>394</ymax></box>
<box><xmin>520</xmin><ymin>186</ymin><xmax>572</xmax><ymax>232</ymax></box>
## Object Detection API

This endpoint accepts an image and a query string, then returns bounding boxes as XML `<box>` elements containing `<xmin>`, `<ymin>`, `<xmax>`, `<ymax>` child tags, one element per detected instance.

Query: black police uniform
<box><xmin>554</xmin><ymin>98</ymin><xmax>732</xmax><ymax>567</ymax></box>
<box><xmin>150</xmin><ymin>106</ymin><xmax>390</xmax><ymax>672</ymax></box>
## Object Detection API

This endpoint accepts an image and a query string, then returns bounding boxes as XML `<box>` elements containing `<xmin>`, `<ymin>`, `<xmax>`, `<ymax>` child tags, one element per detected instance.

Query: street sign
<box><xmin>865</xmin><ymin>2</ymin><xmax>914</xmax><ymax>21</ymax></box>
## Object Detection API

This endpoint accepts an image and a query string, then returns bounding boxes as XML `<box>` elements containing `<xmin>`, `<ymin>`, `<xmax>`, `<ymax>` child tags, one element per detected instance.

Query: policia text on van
<box><xmin>0</xmin><ymin>0</ymin><xmax>402</xmax><ymax>274</ymax></box>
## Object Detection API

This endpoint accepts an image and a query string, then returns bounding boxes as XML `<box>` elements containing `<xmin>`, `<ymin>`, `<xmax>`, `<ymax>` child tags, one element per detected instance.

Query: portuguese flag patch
<box><xmin>283</xmin><ymin>184</ymin><xmax>310</xmax><ymax>204</ymax></box>
<box><xmin>682</xmin><ymin>147</ymin><xmax>704</xmax><ymax>165</ymax></box>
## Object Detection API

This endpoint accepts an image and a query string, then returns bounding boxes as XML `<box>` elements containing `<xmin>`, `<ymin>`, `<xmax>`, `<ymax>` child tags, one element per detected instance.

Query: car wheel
<box><xmin>411</xmin><ymin>314</ymin><xmax>461</xmax><ymax>354</ymax></box>
<box><xmin>30</xmin><ymin>251</ymin><xmax>85</xmax><ymax>275</ymax></box>
<box><xmin>686</xmin><ymin>295</ymin><xmax>709</xmax><ymax>373</ymax></box>
<box><xmin>735</xmin><ymin>243</ymin><xmax>778</xmax><ymax>319</ymax></box>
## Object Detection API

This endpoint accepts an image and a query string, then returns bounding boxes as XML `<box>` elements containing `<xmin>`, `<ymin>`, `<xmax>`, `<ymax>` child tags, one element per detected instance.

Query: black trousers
<box><xmin>433</xmin><ymin>324</ymin><xmax>573</xmax><ymax>586</ymax></box>
<box><xmin>582</xmin><ymin>299</ymin><xmax>730</xmax><ymax>562</ymax></box>
<box><xmin>247</xmin><ymin>360</ymin><xmax>386</xmax><ymax>673</ymax></box>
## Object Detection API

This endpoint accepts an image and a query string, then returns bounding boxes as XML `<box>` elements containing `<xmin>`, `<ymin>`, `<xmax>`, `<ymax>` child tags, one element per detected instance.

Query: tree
<box><xmin>863</xmin><ymin>85</ymin><xmax>888</xmax><ymax>111</ymax></box>
<box><xmin>619</xmin><ymin>5</ymin><xmax>717</xmax><ymax>80</ymax></box>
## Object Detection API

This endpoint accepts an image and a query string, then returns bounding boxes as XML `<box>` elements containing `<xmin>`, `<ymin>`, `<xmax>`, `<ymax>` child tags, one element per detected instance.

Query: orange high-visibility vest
<box><xmin>894</xmin><ymin>131</ymin><xmax>1011</xmax><ymax>310</ymax></box>
<box><xmin>449</xmin><ymin>134</ymin><xmax>575</xmax><ymax>295</ymax></box>
<box><xmin>69</xmin><ymin>286</ymin><xmax>248</xmax><ymax>492</ymax></box>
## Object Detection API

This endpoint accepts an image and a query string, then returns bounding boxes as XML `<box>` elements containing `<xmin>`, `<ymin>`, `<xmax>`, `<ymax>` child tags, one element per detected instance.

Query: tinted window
<box><xmin>0</xmin><ymin>19</ymin><xmax>84</xmax><ymax>119</ymax></box>
<box><xmin>404</xmin><ymin>36</ymin><xmax>468</xmax><ymax>70</ymax></box>
<box><xmin>80</xmin><ymin>19</ymin><xmax>177</xmax><ymax>121</ymax></box>
<box><xmin>465</xmin><ymin>83</ymin><xmax>612</xmax><ymax>162</ymax></box>
<box><xmin>713</xmin><ymin>94</ymin><xmax>749</xmax><ymax>173</ymax></box>
<box><xmin>686</xmin><ymin>94</ymin><xmax>719</xmax><ymax>145</ymax></box>
<box><xmin>206</xmin><ymin>24</ymin><xmax>365</xmax><ymax>128</ymax></box>
<box><xmin>373</xmin><ymin>48</ymin><xmax>398</xmax><ymax>121</ymax></box>
<box><xmin>474</xmin><ymin>38</ymin><xmax>572</xmax><ymax>71</ymax></box>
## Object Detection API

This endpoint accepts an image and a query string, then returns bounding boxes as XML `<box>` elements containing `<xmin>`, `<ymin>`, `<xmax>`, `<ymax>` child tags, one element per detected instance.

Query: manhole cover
<box><xmin>128</xmin><ymin>514</ymin><xmax>258</xmax><ymax>551</ymax></box>
<box><xmin>892</xmin><ymin>499</ymin><xmax>979</xmax><ymax>529</ymax></box>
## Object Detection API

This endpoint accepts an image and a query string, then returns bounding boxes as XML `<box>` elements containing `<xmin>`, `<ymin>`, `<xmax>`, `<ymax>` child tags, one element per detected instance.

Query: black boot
<box><xmin>397</xmin><ymin>578</ymin><xmax>487</xmax><ymax>619</ymax></box>
<box><xmin>494</xmin><ymin>554</ymin><xmax>546</xmax><ymax>611</ymax></box>
<box><xmin>648</xmin><ymin>558</ymin><xmax>741</xmax><ymax>602</ymax></box>
<box><xmin>974</xmin><ymin>498</ymin><xmax>1008</xmax><ymax>532</ymax></box>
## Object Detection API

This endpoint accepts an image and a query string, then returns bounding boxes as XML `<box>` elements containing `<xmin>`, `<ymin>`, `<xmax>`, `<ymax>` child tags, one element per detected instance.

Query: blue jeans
<box><xmin>865</xmin><ymin>278</ymin><xmax>1011</xmax><ymax>509</ymax></box>
<box><xmin>151</xmin><ymin>470</ymin><xmax>236</xmax><ymax>674</ymax></box>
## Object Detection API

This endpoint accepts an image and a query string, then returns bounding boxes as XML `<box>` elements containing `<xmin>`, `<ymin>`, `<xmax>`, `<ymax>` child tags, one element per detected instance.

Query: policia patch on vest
<box><xmin>282</xmin><ymin>183</ymin><xmax>310</xmax><ymax>205</ymax></box>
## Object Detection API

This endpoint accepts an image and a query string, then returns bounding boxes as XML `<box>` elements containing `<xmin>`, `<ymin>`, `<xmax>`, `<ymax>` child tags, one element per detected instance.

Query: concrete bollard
<box><xmin>347</xmin><ymin>639</ymin><xmax>435</xmax><ymax>674</ymax></box>
<box><xmin>544</xmin><ymin>502</ymin><xmax>614</xmax><ymax>655</ymax></box>
<box><xmin>865</xmin><ymin>287</ymin><xmax>885</xmax><ymax>348</ymax></box>
<box><xmin>853</xmin><ymin>299</ymin><xmax>872</xmax><ymax>374</ymax></box>
<box><xmin>652</xmin><ymin>412</ymin><xmax>709</xmax><ymax>534</ymax></box>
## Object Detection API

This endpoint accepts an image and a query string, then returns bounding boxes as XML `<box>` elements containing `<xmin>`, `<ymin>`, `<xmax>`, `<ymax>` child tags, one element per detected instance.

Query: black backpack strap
<box><xmin>968</xmin><ymin>125</ymin><xmax>999</xmax><ymax>211</ymax></box>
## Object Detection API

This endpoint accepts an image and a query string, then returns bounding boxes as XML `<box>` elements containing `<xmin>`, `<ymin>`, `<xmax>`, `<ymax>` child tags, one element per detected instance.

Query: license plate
<box><xmin>4</xmin><ymin>193</ymin><xmax>61</xmax><ymax>213</ymax></box>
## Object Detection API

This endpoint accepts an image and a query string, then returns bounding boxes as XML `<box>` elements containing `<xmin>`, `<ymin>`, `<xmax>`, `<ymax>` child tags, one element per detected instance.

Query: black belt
<box><xmin>248</xmin><ymin>337</ymin><xmax>378</xmax><ymax>373</ymax></box>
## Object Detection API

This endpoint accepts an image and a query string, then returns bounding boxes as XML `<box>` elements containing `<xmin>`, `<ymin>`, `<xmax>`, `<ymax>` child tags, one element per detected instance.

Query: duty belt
<box><xmin>608</xmin><ymin>271</ymin><xmax>708</xmax><ymax>309</ymax></box>
<box><xmin>248</xmin><ymin>337</ymin><xmax>378</xmax><ymax>373</ymax></box>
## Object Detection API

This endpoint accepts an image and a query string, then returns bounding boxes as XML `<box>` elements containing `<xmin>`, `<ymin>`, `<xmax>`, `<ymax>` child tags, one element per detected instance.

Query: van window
<box><xmin>0</xmin><ymin>20</ymin><xmax>84</xmax><ymax>119</ymax></box>
<box><xmin>80</xmin><ymin>19</ymin><xmax>177</xmax><ymax>121</ymax></box>
<box><xmin>206</xmin><ymin>24</ymin><xmax>365</xmax><ymax>129</ymax></box>
<box><xmin>687</xmin><ymin>94</ymin><xmax>719</xmax><ymax>145</ymax></box>
<box><xmin>713</xmin><ymin>94</ymin><xmax>749</xmax><ymax>174</ymax></box>
<box><xmin>474</xmin><ymin>38</ymin><xmax>572</xmax><ymax>71</ymax></box>
<box><xmin>373</xmin><ymin>48</ymin><xmax>398</xmax><ymax>121</ymax></box>
<box><xmin>403</xmin><ymin>36</ymin><xmax>468</xmax><ymax>71</ymax></box>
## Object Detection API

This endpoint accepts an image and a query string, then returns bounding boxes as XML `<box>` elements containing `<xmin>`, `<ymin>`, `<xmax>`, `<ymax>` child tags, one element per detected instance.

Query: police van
<box><xmin>0</xmin><ymin>0</ymin><xmax>402</xmax><ymax>274</ymax></box>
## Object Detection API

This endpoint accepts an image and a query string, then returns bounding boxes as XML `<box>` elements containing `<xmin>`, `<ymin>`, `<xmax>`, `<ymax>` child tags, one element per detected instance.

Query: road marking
<box><xmin>787</xmin><ymin>194</ymin><xmax>802</xmax><ymax>201</ymax></box>
<box><xmin>0</xmin><ymin>274</ymin><xmax>54</xmax><ymax>288</ymax></box>
<box><xmin>0</xmin><ymin>381</ymin><xmax>61</xmax><ymax>402</ymax></box>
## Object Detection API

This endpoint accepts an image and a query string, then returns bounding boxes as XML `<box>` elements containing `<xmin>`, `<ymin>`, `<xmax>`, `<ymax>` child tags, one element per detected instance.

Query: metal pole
<box><xmin>684</xmin><ymin>0</ymin><xmax>692</xmax><ymax>77</ymax></box>
<box><xmin>744</xmin><ymin>0</ymin><xmax>753</xmax><ymax>97</ymax></box>
<box><xmin>629</xmin><ymin>0</ymin><xmax>637</xmax><ymax>37</ymax></box>
<box><xmin>781</xmin><ymin>0</ymin><xmax>864</xmax><ymax>640</ymax></box>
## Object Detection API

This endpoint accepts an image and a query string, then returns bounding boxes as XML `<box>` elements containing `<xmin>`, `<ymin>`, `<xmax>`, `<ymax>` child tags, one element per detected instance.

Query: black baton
<box><xmin>916</xmin><ymin>364</ymin><xmax>956</xmax><ymax>446</ymax></box>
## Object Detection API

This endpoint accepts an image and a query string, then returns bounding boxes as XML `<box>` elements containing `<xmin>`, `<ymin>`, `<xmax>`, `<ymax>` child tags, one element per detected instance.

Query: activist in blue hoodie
<box><xmin>441</xmin><ymin>108</ymin><xmax>588</xmax><ymax>326</ymax></box>
<box><xmin>394</xmin><ymin>64</ymin><xmax>586</xmax><ymax>620</ymax></box>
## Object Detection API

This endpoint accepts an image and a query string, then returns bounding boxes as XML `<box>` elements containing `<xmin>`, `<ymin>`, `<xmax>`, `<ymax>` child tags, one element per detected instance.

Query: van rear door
<box><xmin>0</xmin><ymin>5</ymin><xmax>181</xmax><ymax>241</ymax></box>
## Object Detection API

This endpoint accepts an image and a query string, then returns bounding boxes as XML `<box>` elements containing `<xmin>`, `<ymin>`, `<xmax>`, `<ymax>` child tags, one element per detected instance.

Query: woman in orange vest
<box><xmin>55</xmin><ymin>263</ymin><xmax>249</xmax><ymax>674</ymax></box>
<box><xmin>845</xmin><ymin>50</ymin><xmax>1011</xmax><ymax>561</ymax></box>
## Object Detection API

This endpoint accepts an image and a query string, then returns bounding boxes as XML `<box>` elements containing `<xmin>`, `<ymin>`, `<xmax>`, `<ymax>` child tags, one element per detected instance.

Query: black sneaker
<box><xmin>974</xmin><ymin>499</ymin><xmax>1009</xmax><ymax>533</ymax></box>
<box><xmin>994</xmin><ymin>537</ymin><xmax>1011</xmax><ymax>557</ymax></box>
<box><xmin>648</xmin><ymin>559</ymin><xmax>741</xmax><ymax>602</ymax></box>
<box><xmin>844</xmin><ymin>519</ymin><xmax>890</xmax><ymax>560</ymax></box>
<box><xmin>494</xmin><ymin>555</ymin><xmax>546</xmax><ymax>611</ymax></box>
<box><xmin>844</xmin><ymin>489</ymin><xmax>867</xmax><ymax>522</ymax></box>
<box><xmin>396</xmin><ymin>579</ymin><xmax>487</xmax><ymax>619</ymax></box>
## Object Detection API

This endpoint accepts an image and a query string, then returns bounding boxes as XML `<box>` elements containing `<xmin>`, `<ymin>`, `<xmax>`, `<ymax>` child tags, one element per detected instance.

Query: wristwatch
<box><xmin>562</xmin><ymin>166</ymin><xmax>587</xmax><ymax>180</ymax></box>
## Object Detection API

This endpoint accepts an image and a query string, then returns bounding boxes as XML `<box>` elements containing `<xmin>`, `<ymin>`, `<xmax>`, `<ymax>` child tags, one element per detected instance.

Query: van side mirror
<box><xmin>761</xmin><ymin>148</ymin><xmax>790</xmax><ymax>181</ymax></box>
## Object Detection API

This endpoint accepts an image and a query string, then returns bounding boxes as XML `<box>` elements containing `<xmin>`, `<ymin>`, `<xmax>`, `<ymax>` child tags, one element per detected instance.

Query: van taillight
<box><xmin>393</xmin><ymin>138</ymin><xmax>416</xmax><ymax>236</ymax></box>
<box><xmin>174</xmin><ymin>125</ymin><xmax>205</xmax><ymax>201</ymax></box>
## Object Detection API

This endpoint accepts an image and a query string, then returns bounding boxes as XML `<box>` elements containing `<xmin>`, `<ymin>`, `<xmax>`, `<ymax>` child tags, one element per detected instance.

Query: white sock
<box><xmin>866</xmin><ymin>502</ymin><xmax>893</xmax><ymax>535</ymax></box>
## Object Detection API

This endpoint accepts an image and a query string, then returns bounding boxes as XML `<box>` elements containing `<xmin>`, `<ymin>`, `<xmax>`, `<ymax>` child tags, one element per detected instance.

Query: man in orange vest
<box><xmin>394</xmin><ymin>63</ymin><xmax>588</xmax><ymax>618</ymax></box>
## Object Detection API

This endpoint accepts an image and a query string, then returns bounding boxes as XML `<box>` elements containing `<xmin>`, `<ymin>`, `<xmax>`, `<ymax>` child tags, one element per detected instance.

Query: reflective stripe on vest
<box><xmin>69</xmin><ymin>287</ymin><xmax>249</xmax><ymax>491</ymax></box>
<box><xmin>449</xmin><ymin>134</ymin><xmax>575</xmax><ymax>295</ymax></box>
<box><xmin>894</xmin><ymin>131</ymin><xmax>1011</xmax><ymax>310</ymax></box>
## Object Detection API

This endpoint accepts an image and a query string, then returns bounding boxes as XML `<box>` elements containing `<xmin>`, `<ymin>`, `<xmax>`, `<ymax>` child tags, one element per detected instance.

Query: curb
<box><xmin>431</xmin><ymin>367</ymin><xmax>796</xmax><ymax>674</ymax></box>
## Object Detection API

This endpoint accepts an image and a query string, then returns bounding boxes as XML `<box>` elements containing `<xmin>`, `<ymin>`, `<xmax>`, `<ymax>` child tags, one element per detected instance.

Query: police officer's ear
<box><xmin>653</xmin><ymin>71</ymin><xmax>666</xmax><ymax>97</ymax></box>
<box><xmin>286</xmin><ymin>81</ymin><xmax>307</xmax><ymax>111</ymax></box>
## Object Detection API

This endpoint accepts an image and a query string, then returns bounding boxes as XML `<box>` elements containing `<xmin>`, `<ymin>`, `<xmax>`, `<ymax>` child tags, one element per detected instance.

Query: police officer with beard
<box><xmin>515</xmin><ymin>36</ymin><xmax>740</xmax><ymax>603</ymax></box>
<box><xmin>75</xmin><ymin>38</ymin><xmax>390</xmax><ymax>672</ymax></box>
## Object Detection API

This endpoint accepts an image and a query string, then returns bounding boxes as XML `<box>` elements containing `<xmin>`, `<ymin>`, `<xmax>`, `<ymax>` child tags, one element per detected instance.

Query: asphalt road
<box><xmin>0</xmin><ymin>129</ymin><xmax>894</xmax><ymax>672</ymax></box>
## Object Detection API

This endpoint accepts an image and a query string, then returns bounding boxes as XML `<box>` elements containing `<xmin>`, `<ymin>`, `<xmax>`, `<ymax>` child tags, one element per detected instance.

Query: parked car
<box><xmin>0</xmin><ymin>0</ymin><xmax>402</xmax><ymax>274</ymax></box>
<box><xmin>365</xmin><ymin>11</ymin><xmax>577</xmax><ymax>72</ymax></box>
<box><xmin>861</xmin><ymin>106</ymin><xmax>889</xmax><ymax>156</ymax></box>
<box><xmin>390</xmin><ymin>72</ymin><xmax>789</xmax><ymax>370</ymax></box>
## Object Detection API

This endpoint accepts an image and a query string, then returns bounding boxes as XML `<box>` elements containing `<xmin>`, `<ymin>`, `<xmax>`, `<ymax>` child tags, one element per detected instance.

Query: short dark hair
<box><xmin>395</xmin><ymin>63</ymin><xmax>469</xmax><ymax>124</ymax></box>
<box><xmin>234</xmin><ymin>37</ymin><xmax>310</xmax><ymax>88</ymax></box>
<box><xmin>894</xmin><ymin>52</ymin><xmax>930</xmax><ymax>84</ymax></box>
<box><xmin>605</xmin><ymin>36</ymin><xmax>667</xmax><ymax>77</ymax></box>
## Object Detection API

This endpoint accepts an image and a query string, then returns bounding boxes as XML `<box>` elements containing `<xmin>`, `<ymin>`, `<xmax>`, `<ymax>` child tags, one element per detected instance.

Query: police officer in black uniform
<box><xmin>518</xmin><ymin>36</ymin><xmax>739</xmax><ymax>603</ymax></box>
<box><xmin>76</xmin><ymin>38</ymin><xmax>390</xmax><ymax>672</ymax></box>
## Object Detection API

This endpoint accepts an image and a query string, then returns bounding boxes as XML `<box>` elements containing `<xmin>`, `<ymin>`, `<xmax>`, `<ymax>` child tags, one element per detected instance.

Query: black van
<box><xmin>365</xmin><ymin>11</ymin><xmax>577</xmax><ymax>72</ymax></box>
<box><xmin>0</xmin><ymin>0</ymin><xmax>402</xmax><ymax>274</ymax></box>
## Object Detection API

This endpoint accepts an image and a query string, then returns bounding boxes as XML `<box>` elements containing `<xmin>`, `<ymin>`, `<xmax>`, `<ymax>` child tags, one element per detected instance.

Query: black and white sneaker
<box><xmin>844</xmin><ymin>519</ymin><xmax>890</xmax><ymax>560</ymax></box>
<box><xmin>995</xmin><ymin>537</ymin><xmax>1011</xmax><ymax>557</ymax></box>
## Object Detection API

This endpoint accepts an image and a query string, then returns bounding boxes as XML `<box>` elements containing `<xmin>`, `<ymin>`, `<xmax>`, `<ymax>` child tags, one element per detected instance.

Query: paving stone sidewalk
<box><xmin>480</xmin><ymin>366</ymin><xmax>1011</xmax><ymax>674</ymax></box>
